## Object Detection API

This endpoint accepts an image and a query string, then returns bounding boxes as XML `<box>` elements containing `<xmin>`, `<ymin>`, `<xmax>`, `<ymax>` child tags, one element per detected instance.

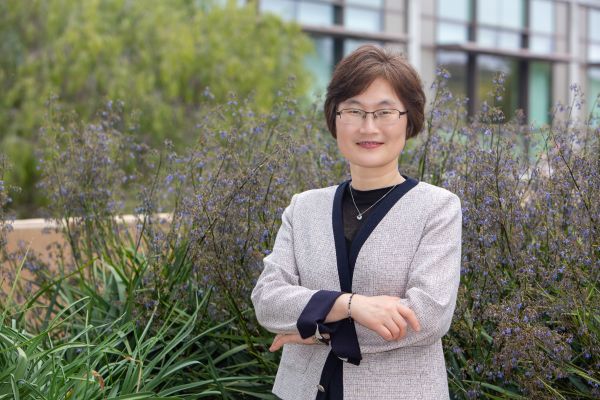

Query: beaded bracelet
<box><xmin>347</xmin><ymin>293</ymin><xmax>355</xmax><ymax>320</ymax></box>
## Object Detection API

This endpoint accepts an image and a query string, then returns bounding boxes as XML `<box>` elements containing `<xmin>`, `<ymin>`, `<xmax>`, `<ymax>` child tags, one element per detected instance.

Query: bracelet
<box><xmin>347</xmin><ymin>293</ymin><xmax>355</xmax><ymax>320</ymax></box>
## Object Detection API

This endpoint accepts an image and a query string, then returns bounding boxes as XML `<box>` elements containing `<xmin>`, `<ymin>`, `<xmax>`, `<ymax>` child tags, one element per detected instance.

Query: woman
<box><xmin>251</xmin><ymin>44</ymin><xmax>462</xmax><ymax>400</ymax></box>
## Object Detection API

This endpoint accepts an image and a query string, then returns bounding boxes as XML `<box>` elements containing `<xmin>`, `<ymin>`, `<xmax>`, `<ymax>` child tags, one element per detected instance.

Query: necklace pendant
<box><xmin>356</xmin><ymin>214</ymin><xmax>363</xmax><ymax>220</ymax></box>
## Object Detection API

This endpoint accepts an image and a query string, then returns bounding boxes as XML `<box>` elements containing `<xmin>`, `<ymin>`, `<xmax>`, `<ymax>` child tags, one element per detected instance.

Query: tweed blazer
<box><xmin>251</xmin><ymin>178</ymin><xmax>462</xmax><ymax>400</ymax></box>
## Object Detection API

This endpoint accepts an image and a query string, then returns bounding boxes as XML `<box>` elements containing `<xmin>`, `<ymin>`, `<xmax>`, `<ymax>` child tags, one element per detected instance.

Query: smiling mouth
<box><xmin>357</xmin><ymin>141</ymin><xmax>383</xmax><ymax>145</ymax></box>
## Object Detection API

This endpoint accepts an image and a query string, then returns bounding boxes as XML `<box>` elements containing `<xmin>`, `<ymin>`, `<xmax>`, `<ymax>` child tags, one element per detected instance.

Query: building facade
<box><xmin>255</xmin><ymin>0</ymin><xmax>600</xmax><ymax>124</ymax></box>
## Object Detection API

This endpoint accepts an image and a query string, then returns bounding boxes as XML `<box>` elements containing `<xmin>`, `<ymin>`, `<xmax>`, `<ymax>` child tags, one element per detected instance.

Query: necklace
<box><xmin>348</xmin><ymin>182</ymin><xmax>398</xmax><ymax>220</ymax></box>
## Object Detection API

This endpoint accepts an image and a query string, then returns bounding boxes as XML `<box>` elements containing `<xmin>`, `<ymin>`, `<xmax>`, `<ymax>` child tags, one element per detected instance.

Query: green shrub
<box><xmin>0</xmin><ymin>0</ymin><xmax>313</xmax><ymax>217</ymax></box>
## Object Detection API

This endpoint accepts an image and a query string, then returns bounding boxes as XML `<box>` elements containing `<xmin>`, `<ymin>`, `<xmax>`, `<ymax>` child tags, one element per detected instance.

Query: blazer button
<box><xmin>317</xmin><ymin>384</ymin><xmax>325</xmax><ymax>393</ymax></box>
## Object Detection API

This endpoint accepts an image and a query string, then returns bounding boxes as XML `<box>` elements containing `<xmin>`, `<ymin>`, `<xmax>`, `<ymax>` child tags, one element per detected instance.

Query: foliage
<box><xmin>0</xmin><ymin>0</ymin><xmax>313</xmax><ymax>217</ymax></box>
<box><xmin>0</xmin><ymin>252</ymin><xmax>278</xmax><ymax>399</ymax></box>
<box><xmin>406</xmin><ymin>68</ymin><xmax>600</xmax><ymax>399</ymax></box>
<box><xmin>1</xmin><ymin>71</ymin><xmax>599</xmax><ymax>398</ymax></box>
<box><xmin>1</xmin><ymin>84</ymin><xmax>337</xmax><ymax>398</ymax></box>
<box><xmin>0</xmin><ymin>155</ymin><xmax>19</xmax><ymax>251</ymax></box>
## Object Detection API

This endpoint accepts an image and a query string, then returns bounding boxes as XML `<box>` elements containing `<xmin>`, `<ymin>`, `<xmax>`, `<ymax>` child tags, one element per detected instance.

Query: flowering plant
<box><xmin>1</xmin><ymin>72</ymin><xmax>598</xmax><ymax>398</ymax></box>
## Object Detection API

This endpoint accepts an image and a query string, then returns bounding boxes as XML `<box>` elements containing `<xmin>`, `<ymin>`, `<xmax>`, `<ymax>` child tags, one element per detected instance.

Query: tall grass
<box><xmin>0</xmin><ymin>244</ymin><xmax>278</xmax><ymax>399</ymax></box>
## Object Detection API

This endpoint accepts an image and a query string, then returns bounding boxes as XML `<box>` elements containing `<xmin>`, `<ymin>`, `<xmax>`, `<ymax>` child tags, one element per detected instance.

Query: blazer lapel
<box><xmin>333</xmin><ymin>176</ymin><xmax>419</xmax><ymax>287</ymax></box>
<box><xmin>332</xmin><ymin>180</ymin><xmax>352</xmax><ymax>292</ymax></box>
<box><xmin>348</xmin><ymin>176</ymin><xmax>419</xmax><ymax>273</ymax></box>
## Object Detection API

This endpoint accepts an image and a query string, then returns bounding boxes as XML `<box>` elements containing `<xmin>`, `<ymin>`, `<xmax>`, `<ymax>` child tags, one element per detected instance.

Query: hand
<box><xmin>350</xmin><ymin>295</ymin><xmax>421</xmax><ymax>341</ymax></box>
<box><xmin>269</xmin><ymin>333</ymin><xmax>319</xmax><ymax>352</ymax></box>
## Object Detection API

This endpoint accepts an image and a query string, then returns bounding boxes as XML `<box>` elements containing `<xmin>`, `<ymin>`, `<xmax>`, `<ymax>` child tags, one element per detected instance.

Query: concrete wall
<box><xmin>1</xmin><ymin>214</ymin><xmax>172</xmax><ymax>295</ymax></box>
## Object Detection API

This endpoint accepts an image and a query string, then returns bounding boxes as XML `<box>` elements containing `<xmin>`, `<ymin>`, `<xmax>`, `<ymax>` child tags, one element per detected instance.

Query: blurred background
<box><xmin>260</xmin><ymin>0</ymin><xmax>599</xmax><ymax>123</ymax></box>
<box><xmin>2</xmin><ymin>0</ymin><xmax>599</xmax><ymax>218</ymax></box>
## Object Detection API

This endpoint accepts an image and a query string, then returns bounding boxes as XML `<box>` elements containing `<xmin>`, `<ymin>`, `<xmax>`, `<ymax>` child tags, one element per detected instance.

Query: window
<box><xmin>259</xmin><ymin>0</ymin><xmax>335</xmax><ymax>26</ymax></box>
<box><xmin>435</xmin><ymin>0</ymin><xmax>561</xmax><ymax>125</ymax></box>
<box><xmin>344</xmin><ymin>3</ymin><xmax>383</xmax><ymax>33</ymax></box>
<box><xmin>259</xmin><ymin>0</ymin><xmax>403</xmax><ymax>34</ymax></box>
<box><xmin>437</xmin><ymin>0</ymin><xmax>555</xmax><ymax>52</ymax></box>
<box><xmin>588</xmin><ymin>9</ymin><xmax>600</xmax><ymax>62</ymax></box>
<box><xmin>587</xmin><ymin>68</ymin><xmax>600</xmax><ymax>120</ymax></box>
<box><xmin>437</xmin><ymin>51</ymin><xmax>468</xmax><ymax>100</ymax></box>
<box><xmin>305</xmin><ymin>36</ymin><xmax>334</xmax><ymax>96</ymax></box>
<box><xmin>344</xmin><ymin>39</ymin><xmax>383</xmax><ymax>56</ymax></box>
<box><xmin>258</xmin><ymin>0</ymin><xmax>407</xmax><ymax>97</ymax></box>
<box><xmin>260</xmin><ymin>0</ymin><xmax>295</xmax><ymax>21</ymax></box>
<box><xmin>437</xmin><ymin>0</ymin><xmax>470</xmax><ymax>44</ymax></box>
<box><xmin>529</xmin><ymin>0</ymin><xmax>555</xmax><ymax>53</ymax></box>
<box><xmin>528</xmin><ymin>62</ymin><xmax>551</xmax><ymax>125</ymax></box>
<box><xmin>477</xmin><ymin>0</ymin><xmax>524</xmax><ymax>50</ymax></box>
<box><xmin>298</xmin><ymin>1</ymin><xmax>334</xmax><ymax>26</ymax></box>
<box><xmin>346</xmin><ymin>0</ymin><xmax>383</xmax><ymax>6</ymax></box>
<box><xmin>477</xmin><ymin>0</ymin><xmax>523</xmax><ymax>29</ymax></box>
<box><xmin>477</xmin><ymin>55</ymin><xmax>520</xmax><ymax>119</ymax></box>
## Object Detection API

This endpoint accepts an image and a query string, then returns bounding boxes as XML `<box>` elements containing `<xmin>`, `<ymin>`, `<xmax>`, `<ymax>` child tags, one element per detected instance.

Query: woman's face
<box><xmin>335</xmin><ymin>77</ymin><xmax>407</xmax><ymax>175</ymax></box>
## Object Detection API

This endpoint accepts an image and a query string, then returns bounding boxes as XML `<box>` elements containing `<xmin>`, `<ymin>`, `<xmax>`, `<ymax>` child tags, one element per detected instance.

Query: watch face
<box><xmin>315</xmin><ymin>325</ymin><xmax>322</xmax><ymax>339</ymax></box>
<box><xmin>314</xmin><ymin>325</ymin><xmax>330</xmax><ymax>345</ymax></box>
<box><xmin>317</xmin><ymin>336</ymin><xmax>330</xmax><ymax>345</ymax></box>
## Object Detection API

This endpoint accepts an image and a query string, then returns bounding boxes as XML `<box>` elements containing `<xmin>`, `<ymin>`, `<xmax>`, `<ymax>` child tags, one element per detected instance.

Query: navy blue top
<box><xmin>296</xmin><ymin>175</ymin><xmax>419</xmax><ymax>399</ymax></box>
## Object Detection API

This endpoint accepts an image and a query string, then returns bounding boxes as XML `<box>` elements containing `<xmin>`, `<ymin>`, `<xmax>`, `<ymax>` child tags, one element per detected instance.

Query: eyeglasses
<box><xmin>336</xmin><ymin>108</ymin><xmax>408</xmax><ymax>126</ymax></box>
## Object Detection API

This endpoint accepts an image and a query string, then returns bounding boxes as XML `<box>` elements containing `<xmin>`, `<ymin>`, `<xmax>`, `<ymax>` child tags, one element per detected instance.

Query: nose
<box><xmin>359</xmin><ymin>113</ymin><xmax>379</xmax><ymax>132</ymax></box>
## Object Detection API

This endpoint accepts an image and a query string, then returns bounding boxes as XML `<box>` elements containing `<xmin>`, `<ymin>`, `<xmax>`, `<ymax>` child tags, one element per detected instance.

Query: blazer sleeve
<box><xmin>251</xmin><ymin>193</ymin><xmax>342</xmax><ymax>334</ymax></box>
<box><xmin>357</xmin><ymin>193</ymin><xmax>462</xmax><ymax>354</ymax></box>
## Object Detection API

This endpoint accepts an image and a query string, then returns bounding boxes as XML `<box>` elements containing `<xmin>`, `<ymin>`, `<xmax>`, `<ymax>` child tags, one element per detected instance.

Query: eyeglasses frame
<box><xmin>336</xmin><ymin>108</ymin><xmax>409</xmax><ymax>123</ymax></box>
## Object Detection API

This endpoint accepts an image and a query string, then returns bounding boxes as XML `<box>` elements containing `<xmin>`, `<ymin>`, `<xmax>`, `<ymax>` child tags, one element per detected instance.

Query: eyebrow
<box><xmin>342</xmin><ymin>99</ymin><xmax>398</xmax><ymax>107</ymax></box>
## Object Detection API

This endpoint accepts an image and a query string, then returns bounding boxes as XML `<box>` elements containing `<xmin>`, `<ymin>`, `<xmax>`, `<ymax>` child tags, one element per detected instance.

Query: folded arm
<box><xmin>252</xmin><ymin>194</ymin><xmax>329</xmax><ymax>333</ymax></box>
<box><xmin>357</xmin><ymin>193</ymin><xmax>462</xmax><ymax>354</ymax></box>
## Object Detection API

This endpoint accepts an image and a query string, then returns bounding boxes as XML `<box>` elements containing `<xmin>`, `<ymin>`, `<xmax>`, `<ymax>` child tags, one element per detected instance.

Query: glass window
<box><xmin>437</xmin><ymin>0</ymin><xmax>470</xmax><ymax>43</ymax></box>
<box><xmin>305</xmin><ymin>36</ymin><xmax>334</xmax><ymax>97</ymax></box>
<box><xmin>587</xmin><ymin>67</ymin><xmax>600</xmax><ymax>120</ymax></box>
<box><xmin>478</xmin><ymin>28</ymin><xmax>521</xmax><ymax>49</ymax></box>
<box><xmin>528</xmin><ymin>62</ymin><xmax>551</xmax><ymax>125</ymax></box>
<box><xmin>530</xmin><ymin>0</ymin><xmax>553</xmax><ymax>33</ymax></box>
<box><xmin>346</xmin><ymin>0</ymin><xmax>383</xmax><ymax>7</ymax></box>
<box><xmin>589</xmin><ymin>9</ymin><xmax>600</xmax><ymax>41</ymax></box>
<box><xmin>530</xmin><ymin>36</ymin><xmax>553</xmax><ymax>53</ymax></box>
<box><xmin>437</xmin><ymin>51</ymin><xmax>468</xmax><ymax>99</ymax></box>
<box><xmin>344</xmin><ymin>39</ymin><xmax>382</xmax><ymax>56</ymax></box>
<box><xmin>345</xmin><ymin>7</ymin><xmax>382</xmax><ymax>32</ymax></box>
<box><xmin>477</xmin><ymin>0</ymin><xmax>524</xmax><ymax>29</ymax></box>
<box><xmin>477</xmin><ymin>55</ymin><xmax>520</xmax><ymax>120</ymax></box>
<box><xmin>529</xmin><ymin>0</ymin><xmax>554</xmax><ymax>53</ymax></box>
<box><xmin>589</xmin><ymin>44</ymin><xmax>600</xmax><ymax>63</ymax></box>
<box><xmin>259</xmin><ymin>0</ymin><xmax>294</xmax><ymax>21</ymax></box>
<box><xmin>588</xmin><ymin>9</ymin><xmax>600</xmax><ymax>62</ymax></box>
<box><xmin>297</xmin><ymin>2</ymin><xmax>334</xmax><ymax>25</ymax></box>
<box><xmin>477</xmin><ymin>0</ymin><xmax>524</xmax><ymax>49</ymax></box>
<box><xmin>437</xmin><ymin>22</ymin><xmax>470</xmax><ymax>43</ymax></box>
<box><xmin>438</xmin><ymin>0</ymin><xmax>470</xmax><ymax>21</ymax></box>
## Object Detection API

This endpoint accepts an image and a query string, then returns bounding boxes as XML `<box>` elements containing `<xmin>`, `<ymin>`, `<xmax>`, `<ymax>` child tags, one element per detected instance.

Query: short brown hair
<box><xmin>324</xmin><ymin>44</ymin><xmax>425</xmax><ymax>139</ymax></box>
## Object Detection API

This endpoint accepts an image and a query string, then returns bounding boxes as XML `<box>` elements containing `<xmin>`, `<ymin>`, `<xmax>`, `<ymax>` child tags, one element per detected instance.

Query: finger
<box><xmin>390</xmin><ymin>313</ymin><xmax>408</xmax><ymax>339</ymax></box>
<box><xmin>376</xmin><ymin>325</ymin><xmax>394</xmax><ymax>341</ymax></box>
<box><xmin>397</xmin><ymin>303</ymin><xmax>421</xmax><ymax>332</ymax></box>
<box><xmin>269</xmin><ymin>336</ymin><xmax>284</xmax><ymax>352</ymax></box>
<box><xmin>383</xmin><ymin>319</ymin><xmax>401</xmax><ymax>340</ymax></box>
<box><xmin>269</xmin><ymin>334</ymin><xmax>290</xmax><ymax>352</ymax></box>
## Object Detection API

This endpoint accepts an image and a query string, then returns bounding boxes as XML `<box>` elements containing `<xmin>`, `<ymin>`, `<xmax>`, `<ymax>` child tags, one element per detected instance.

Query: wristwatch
<box><xmin>315</xmin><ymin>325</ymin><xmax>330</xmax><ymax>345</ymax></box>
